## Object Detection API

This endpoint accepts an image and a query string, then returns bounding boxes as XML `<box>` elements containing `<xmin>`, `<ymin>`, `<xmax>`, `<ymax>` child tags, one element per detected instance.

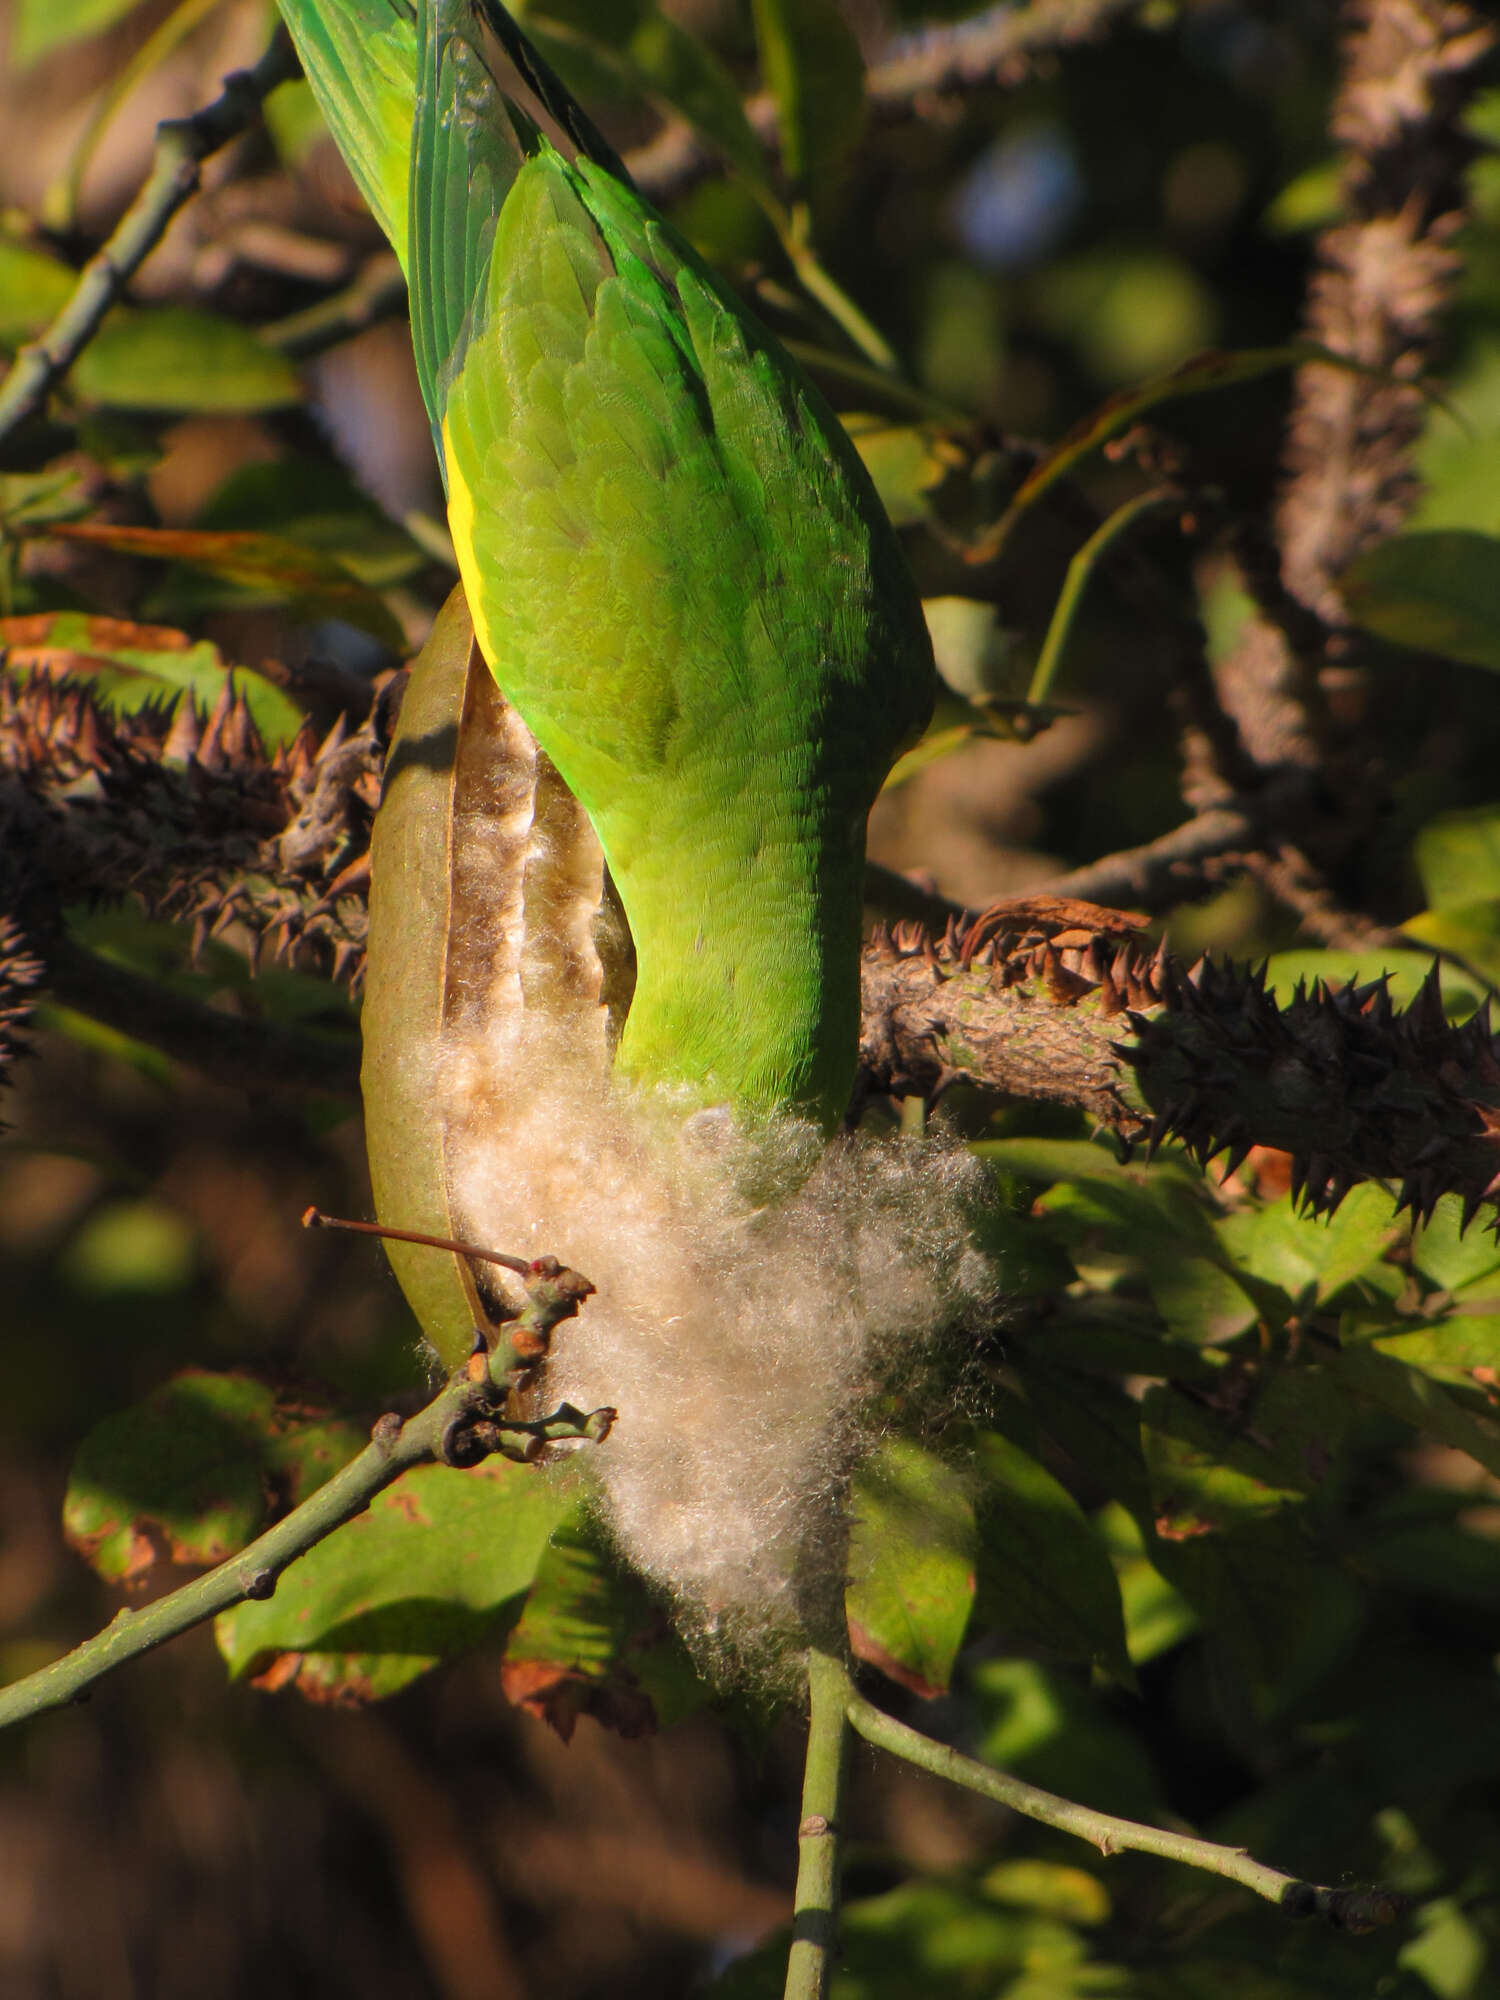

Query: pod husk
<box><xmin>362</xmin><ymin>585</ymin><xmax>620</xmax><ymax>1366</ymax></box>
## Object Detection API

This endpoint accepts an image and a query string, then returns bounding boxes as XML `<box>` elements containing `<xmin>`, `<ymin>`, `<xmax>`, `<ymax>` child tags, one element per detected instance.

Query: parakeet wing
<box><xmin>276</xmin><ymin>0</ymin><xmax>419</xmax><ymax>272</ymax></box>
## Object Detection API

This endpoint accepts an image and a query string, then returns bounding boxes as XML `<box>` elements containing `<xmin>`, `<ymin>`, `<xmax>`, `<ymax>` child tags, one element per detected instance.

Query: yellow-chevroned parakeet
<box><xmin>281</xmin><ymin>0</ymin><xmax>936</xmax><ymax>1129</ymax></box>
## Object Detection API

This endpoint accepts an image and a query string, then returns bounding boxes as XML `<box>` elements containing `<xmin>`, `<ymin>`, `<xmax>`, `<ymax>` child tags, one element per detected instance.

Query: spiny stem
<box><xmin>842</xmin><ymin>1679</ymin><xmax>1404</xmax><ymax>1932</ymax></box>
<box><xmin>784</xmin><ymin>1648</ymin><xmax>852</xmax><ymax>2000</ymax></box>
<box><xmin>0</xmin><ymin>27</ymin><xmax>300</xmax><ymax>443</ymax></box>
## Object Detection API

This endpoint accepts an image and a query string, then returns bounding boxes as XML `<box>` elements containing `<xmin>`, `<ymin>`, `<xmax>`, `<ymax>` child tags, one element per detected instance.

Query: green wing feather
<box><xmin>288</xmin><ymin>0</ymin><xmax>936</xmax><ymax>1125</ymax></box>
<box><xmin>415</xmin><ymin>3</ymin><xmax>933</xmax><ymax>1121</ymax></box>
<box><xmin>275</xmin><ymin>0</ymin><xmax>418</xmax><ymax>271</ymax></box>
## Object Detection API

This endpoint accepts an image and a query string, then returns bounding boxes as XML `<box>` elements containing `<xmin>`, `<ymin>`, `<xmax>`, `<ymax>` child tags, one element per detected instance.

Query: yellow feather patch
<box><xmin>443</xmin><ymin>419</ymin><xmax>498</xmax><ymax>665</ymax></box>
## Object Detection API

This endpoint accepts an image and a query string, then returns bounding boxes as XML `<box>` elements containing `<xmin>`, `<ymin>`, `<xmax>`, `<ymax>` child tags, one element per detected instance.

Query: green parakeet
<box><xmin>281</xmin><ymin>0</ymin><xmax>936</xmax><ymax>1128</ymax></box>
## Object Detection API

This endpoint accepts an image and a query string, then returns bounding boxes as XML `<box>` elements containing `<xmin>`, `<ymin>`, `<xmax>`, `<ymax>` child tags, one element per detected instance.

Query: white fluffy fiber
<box><xmin>434</xmin><ymin>1007</ymin><xmax>994</xmax><ymax>1667</ymax></box>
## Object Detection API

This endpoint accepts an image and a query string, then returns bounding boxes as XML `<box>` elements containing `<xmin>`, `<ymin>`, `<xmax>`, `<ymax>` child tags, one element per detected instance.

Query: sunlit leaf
<box><xmin>64</xmin><ymin>1370</ymin><xmax>364</xmax><ymax>1587</ymax></box>
<box><xmin>846</xmin><ymin>1437</ymin><xmax>976</xmax><ymax>1698</ymax></box>
<box><xmin>70</xmin><ymin>307</ymin><xmax>302</xmax><ymax>413</ymax></box>
<box><xmin>0</xmin><ymin>609</ymin><xmax>304</xmax><ymax>745</ymax></box>
<box><xmin>214</xmin><ymin>1459</ymin><xmax>578</xmax><ymax>1698</ymax></box>
<box><xmin>501</xmin><ymin>1516</ymin><xmax>702</xmax><ymax>1736</ymax></box>
<box><xmin>843</xmin><ymin>415</ymin><xmax>951</xmax><ymax>527</ymax></box>
<box><xmin>42</xmin><ymin>523</ymin><xmax>405</xmax><ymax>650</ymax></box>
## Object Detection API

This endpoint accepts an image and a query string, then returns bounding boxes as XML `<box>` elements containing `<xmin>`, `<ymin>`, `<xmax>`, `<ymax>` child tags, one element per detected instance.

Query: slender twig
<box><xmin>1042</xmin><ymin>808</ymin><xmax>1256</xmax><ymax>908</ymax></box>
<box><xmin>784</xmin><ymin>1648</ymin><xmax>852</xmax><ymax>2000</ymax></box>
<box><xmin>0</xmin><ymin>1373</ymin><xmax>461</xmax><ymax>1731</ymax></box>
<box><xmin>0</xmin><ymin>27</ymin><xmax>300</xmax><ymax>444</ymax></box>
<box><xmin>842</xmin><ymin>1678</ymin><xmax>1404</xmax><ymax>1930</ymax></box>
<box><xmin>261</xmin><ymin>252</ymin><xmax>408</xmax><ymax>360</ymax></box>
<box><xmin>1026</xmin><ymin>488</ymin><xmax>1183</xmax><ymax>710</ymax></box>
<box><xmin>0</xmin><ymin>1313</ymin><xmax>609</xmax><ymax>1732</ymax></box>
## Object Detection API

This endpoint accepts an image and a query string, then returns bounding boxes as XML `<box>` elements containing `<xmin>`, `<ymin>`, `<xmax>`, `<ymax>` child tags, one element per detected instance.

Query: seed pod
<box><xmin>361</xmin><ymin>586</ymin><xmax>628</xmax><ymax>1366</ymax></box>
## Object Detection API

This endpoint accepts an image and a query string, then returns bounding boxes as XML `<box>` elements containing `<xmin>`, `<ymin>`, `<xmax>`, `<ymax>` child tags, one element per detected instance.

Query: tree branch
<box><xmin>842</xmin><ymin>1674</ymin><xmax>1404</xmax><ymax>1931</ymax></box>
<box><xmin>626</xmin><ymin>0</ymin><xmax>1145</xmax><ymax>202</ymax></box>
<box><xmin>0</xmin><ymin>28</ymin><xmax>300</xmax><ymax>445</ymax></box>
<box><xmin>8</xmin><ymin>681</ymin><xmax>1500</xmax><ymax>1230</ymax></box>
<box><xmin>0</xmin><ymin>1264</ymin><xmax>610</xmax><ymax>1732</ymax></box>
<box><xmin>859</xmin><ymin>900</ymin><xmax>1500</xmax><ymax>1227</ymax></box>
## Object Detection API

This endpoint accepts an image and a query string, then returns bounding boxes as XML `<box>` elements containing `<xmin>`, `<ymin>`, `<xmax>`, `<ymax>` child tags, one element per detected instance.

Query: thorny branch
<box><xmin>4</xmin><ymin>676</ymin><xmax>1500</xmax><ymax>1223</ymax></box>
<box><xmin>1206</xmin><ymin>0</ymin><xmax>1494</xmax><ymax>876</ymax></box>
<box><xmin>858</xmin><ymin>898</ymin><xmax>1500</xmax><ymax>1230</ymax></box>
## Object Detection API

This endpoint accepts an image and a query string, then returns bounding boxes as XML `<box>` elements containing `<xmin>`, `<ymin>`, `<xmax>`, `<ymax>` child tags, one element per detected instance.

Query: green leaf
<box><xmin>1263</xmin><ymin>947</ymin><xmax>1485</xmax><ymax>1016</ymax></box>
<box><xmin>749</xmin><ymin>0</ymin><xmax>866</xmax><ymax>188</ymax></box>
<box><xmin>501</xmin><ymin>1516</ymin><xmax>702</xmax><ymax>1735</ymax></box>
<box><xmin>64</xmin><ymin>1370</ymin><xmax>364</xmax><ymax>1586</ymax></box>
<box><xmin>1095</xmin><ymin>1503</ymin><xmax>1198</xmax><ymax>1666</ymax></box>
<box><xmin>1216</xmin><ymin>1183</ymin><xmax>1400</xmax><ymax>1310</ymax></box>
<box><xmin>1368</xmin><ymin>1316</ymin><xmax>1500</xmax><ymax>1390</ymax></box>
<box><xmin>710</xmin><ymin>1875</ymin><xmax>1125</xmax><ymax>2000</ymax></box>
<box><xmin>0</xmin><ymin>247</ymin><xmax>302</xmax><ymax>413</ymax></box>
<box><xmin>1332</xmin><ymin>1337</ymin><xmax>1500</xmax><ymax>1482</ymax></box>
<box><xmin>1151</xmin><ymin>1512</ymin><xmax>1365</xmax><ymax>1720</ymax></box>
<box><xmin>11</xmin><ymin>0</ymin><xmax>146</xmax><ymax>66</ymax></box>
<box><xmin>623</xmin><ymin>11</ymin><xmax>770</xmax><ymax>194</ymax></box>
<box><xmin>846</xmin><ymin>1438</ymin><xmax>976</xmax><ymax>1698</ymax></box>
<box><xmin>1403</xmin><ymin>900</ymin><xmax>1500</xmax><ymax>987</ymax></box>
<box><xmin>1342</xmin><ymin>530</ymin><xmax>1500</xmax><ymax>673</ymax></box>
<box><xmin>70</xmin><ymin>308</ymin><xmax>303</xmax><ymax>414</ymax></box>
<box><xmin>0</xmin><ymin>237</ymin><xmax>75</xmax><ymax>338</ymax></box>
<box><xmin>0</xmin><ymin>609</ymin><xmax>304</xmax><ymax>745</ymax></box>
<box><xmin>262</xmin><ymin>76</ymin><xmax>327</xmax><ymax>170</ymax></box>
<box><xmin>214</xmin><ymin>1459</ymin><xmax>577</xmax><ymax>1697</ymax></box>
<box><xmin>1414</xmin><ymin>803</ymin><xmax>1500</xmax><ymax>908</ymax></box>
<box><xmin>44</xmin><ymin>522</ymin><xmax>406</xmax><ymax>651</ymax></box>
<box><xmin>1142</xmin><ymin>1246</ymin><xmax>1259</xmax><ymax>1345</ymax></box>
<box><xmin>1015</xmin><ymin>1359</ymin><xmax>1155</xmax><ymax>1523</ymax></box>
<box><xmin>842</xmin><ymin>416</ymin><xmax>951</xmax><ymax>528</ymax></box>
<box><xmin>1142</xmin><ymin>1369</ymin><xmax>1350</xmax><ymax>1538</ymax></box>
<box><xmin>969</xmin><ymin>1656</ymin><xmax>1163</xmax><ymax>1820</ymax></box>
<box><xmin>1410</xmin><ymin>1192</ymin><xmax>1500</xmax><ymax>1295</ymax></box>
<box><xmin>968</xmin><ymin>1429</ymin><xmax>1133</xmax><ymax>1683</ymax></box>
<box><xmin>193</xmin><ymin>454</ymin><xmax>427</xmax><ymax>590</ymax></box>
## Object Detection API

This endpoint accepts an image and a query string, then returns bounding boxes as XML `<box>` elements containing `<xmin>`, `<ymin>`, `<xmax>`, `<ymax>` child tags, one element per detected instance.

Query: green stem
<box><xmin>843</xmin><ymin>1683</ymin><xmax>1403</xmax><ymax>1931</ymax></box>
<box><xmin>0</xmin><ymin>27</ymin><xmax>300</xmax><ymax>444</ymax></box>
<box><xmin>0</xmin><ymin>1386</ymin><xmax>451</xmax><ymax>1730</ymax></box>
<box><xmin>1026</xmin><ymin>487</ymin><xmax>1182</xmax><ymax>711</ymax></box>
<box><xmin>779</xmin><ymin>340</ymin><xmax>968</xmax><ymax>427</ymax></box>
<box><xmin>0</xmin><ymin>1356</ymin><xmax>606</xmax><ymax>1732</ymax></box>
<box><xmin>784</xmin><ymin>1648</ymin><xmax>852</xmax><ymax>2000</ymax></box>
<box><xmin>779</xmin><ymin>202</ymin><xmax>899</xmax><ymax>376</ymax></box>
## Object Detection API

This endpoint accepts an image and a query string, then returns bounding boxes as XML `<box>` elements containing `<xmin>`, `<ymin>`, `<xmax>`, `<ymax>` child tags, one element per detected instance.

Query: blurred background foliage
<box><xmin>6</xmin><ymin>0</ymin><xmax>1500</xmax><ymax>1994</ymax></box>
